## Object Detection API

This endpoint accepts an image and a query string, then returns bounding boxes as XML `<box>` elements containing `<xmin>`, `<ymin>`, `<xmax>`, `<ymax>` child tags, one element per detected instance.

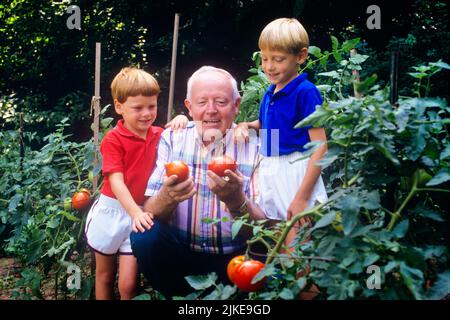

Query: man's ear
<box><xmin>184</xmin><ymin>99</ymin><xmax>193</xmax><ymax>118</ymax></box>
<box><xmin>114</xmin><ymin>99</ymin><xmax>123</xmax><ymax>115</ymax></box>
<box><xmin>297</xmin><ymin>47</ymin><xmax>309</xmax><ymax>65</ymax></box>
<box><xmin>233</xmin><ymin>96</ymin><xmax>241</xmax><ymax>116</ymax></box>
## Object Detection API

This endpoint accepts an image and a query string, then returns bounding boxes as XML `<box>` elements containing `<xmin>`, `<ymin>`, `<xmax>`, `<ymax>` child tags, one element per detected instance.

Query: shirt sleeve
<box><xmin>145</xmin><ymin>129</ymin><xmax>173</xmax><ymax>197</ymax></box>
<box><xmin>298</xmin><ymin>84</ymin><xmax>323</xmax><ymax>125</ymax></box>
<box><xmin>100</xmin><ymin>132</ymin><xmax>124</xmax><ymax>175</ymax></box>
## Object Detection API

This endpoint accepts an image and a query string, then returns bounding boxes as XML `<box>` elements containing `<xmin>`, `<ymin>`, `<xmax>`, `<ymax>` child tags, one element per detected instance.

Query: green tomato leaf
<box><xmin>231</xmin><ymin>219</ymin><xmax>244</xmax><ymax>240</ymax></box>
<box><xmin>185</xmin><ymin>273</ymin><xmax>217</xmax><ymax>290</ymax></box>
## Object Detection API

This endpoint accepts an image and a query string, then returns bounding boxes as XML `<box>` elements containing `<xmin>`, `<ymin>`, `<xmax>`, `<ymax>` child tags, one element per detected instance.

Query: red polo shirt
<box><xmin>100</xmin><ymin>119</ymin><xmax>163</xmax><ymax>205</ymax></box>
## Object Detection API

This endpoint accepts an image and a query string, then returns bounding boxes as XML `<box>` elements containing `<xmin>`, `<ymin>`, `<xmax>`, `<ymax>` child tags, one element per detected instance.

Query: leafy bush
<box><xmin>0</xmin><ymin>118</ymin><xmax>99</xmax><ymax>299</ymax></box>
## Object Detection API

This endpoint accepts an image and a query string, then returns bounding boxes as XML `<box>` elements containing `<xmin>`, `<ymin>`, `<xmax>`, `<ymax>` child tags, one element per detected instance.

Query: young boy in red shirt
<box><xmin>85</xmin><ymin>67</ymin><xmax>187</xmax><ymax>299</ymax></box>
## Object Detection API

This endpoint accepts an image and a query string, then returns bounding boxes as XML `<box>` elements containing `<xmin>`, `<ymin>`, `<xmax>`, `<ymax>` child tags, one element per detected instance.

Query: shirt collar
<box><xmin>193</xmin><ymin>122</ymin><xmax>237</xmax><ymax>153</ymax></box>
<box><xmin>268</xmin><ymin>72</ymin><xmax>308</xmax><ymax>96</ymax></box>
<box><xmin>115</xmin><ymin>119</ymin><xmax>155</xmax><ymax>140</ymax></box>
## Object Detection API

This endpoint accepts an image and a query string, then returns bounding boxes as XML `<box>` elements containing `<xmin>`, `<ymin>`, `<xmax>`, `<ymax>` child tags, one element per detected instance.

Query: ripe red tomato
<box><xmin>165</xmin><ymin>160</ymin><xmax>189</xmax><ymax>183</ymax></box>
<box><xmin>233</xmin><ymin>260</ymin><xmax>266</xmax><ymax>292</ymax></box>
<box><xmin>227</xmin><ymin>255</ymin><xmax>246</xmax><ymax>283</ymax></box>
<box><xmin>208</xmin><ymin>155</ymin><xmax>237</xmax><ymax>177</ymax></box>
<box><xmin>72</xmin><ymin>188</ymin><xmax>91</xmax><ymax>210</ymax></box>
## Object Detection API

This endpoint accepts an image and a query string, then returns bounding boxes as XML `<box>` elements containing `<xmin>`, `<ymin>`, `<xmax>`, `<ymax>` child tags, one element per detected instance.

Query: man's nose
<box><xmin>205</xmin><ymin>101</ymin><xmax>218</xmax><ymax>113</ymax></box>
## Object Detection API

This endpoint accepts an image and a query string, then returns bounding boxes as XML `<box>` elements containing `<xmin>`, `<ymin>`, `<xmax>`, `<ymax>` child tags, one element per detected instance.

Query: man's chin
<box><xmin>200</xmin><ymin>127</ymin><xmax>225</xmax><ymax>144</ymax></box>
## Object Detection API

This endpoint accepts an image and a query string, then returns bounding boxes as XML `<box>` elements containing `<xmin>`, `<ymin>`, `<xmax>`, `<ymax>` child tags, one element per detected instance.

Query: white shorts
<box><xmin>257</xmin><ymin>152</ymin><xmax>328</xmax><ymax>221</ymax></box>
<box><xmin>85</xmin><ymin>194</ymin><xmax>133</xmax><ymax>255</ymax></box>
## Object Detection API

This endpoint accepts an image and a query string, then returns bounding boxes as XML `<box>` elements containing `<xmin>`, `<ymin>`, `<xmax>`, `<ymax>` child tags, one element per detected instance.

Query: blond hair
<box><xmin>111</xmin><ymin>67</ymin><xmax>160</xmax><ymax>103</ymax></box>
<box><xmin>258</xmin><ymin>18</ymin><xmax>309</xmax><ymax>54</ymax></box>
<box><xmin>186</xmin><ymin>66</ymin><xmax>240</xmax><ymax>101</ymax></box>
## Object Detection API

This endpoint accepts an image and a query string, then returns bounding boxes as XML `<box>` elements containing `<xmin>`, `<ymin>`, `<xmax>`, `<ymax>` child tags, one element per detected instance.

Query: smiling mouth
<box><xmin>203</xmin><ymin>120</ymin><xmax>221</xmax><ymax>125</ymax></box>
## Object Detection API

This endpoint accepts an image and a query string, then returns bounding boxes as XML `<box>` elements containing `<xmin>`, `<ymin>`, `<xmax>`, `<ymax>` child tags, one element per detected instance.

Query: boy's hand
<box><xmin>287</xmin><ymin>198</ymin><xmax>310</xmax><ymax>226</ymax></box>
<box><xmin>165</xmin><ymin>114</ymin><xmax>189</xmax><ymax>130</ymax></box>
<box><xmin>132</xmin><ymin>210</ymin><xmax>154</xmax><ymax>233</ymax></box>
<box><xmin>233</xmin><ymin>122</ymin><xmax>250</xmax><ymax>144</ymax></box>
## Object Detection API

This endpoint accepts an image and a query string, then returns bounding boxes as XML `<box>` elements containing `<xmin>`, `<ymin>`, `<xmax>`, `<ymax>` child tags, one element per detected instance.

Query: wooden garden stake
<box><xmin>390</xmin><ymin>51</ymin><xmax>399</xmax><ymax>105</ymax></box>
<box><xmin>351</xmin><ymin>49</ymin><xmax>362</xmax><ymax>98</ymax></box>
<box><xmin>167</xmin><ymin>13</ymin><xmax>180</xmax><ymax>123</ymax></box>
<box><xmin>92</xmin><ymin>42</ymin><xmax>101</xmax><ymax>192</ymax></box>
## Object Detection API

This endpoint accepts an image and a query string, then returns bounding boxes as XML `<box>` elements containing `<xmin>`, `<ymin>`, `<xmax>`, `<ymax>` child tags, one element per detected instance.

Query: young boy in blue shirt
<box><xmin>236</xmin><ymin>18</ymin><xmax>328</xmax><ymax>248</ymax></box>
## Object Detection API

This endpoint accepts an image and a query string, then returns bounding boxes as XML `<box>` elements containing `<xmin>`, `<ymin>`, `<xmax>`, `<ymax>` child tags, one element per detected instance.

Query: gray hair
<box><xmin>186</xmin><ymin>66</ymin><xmax>240</xmax><ymax>101</ymax></box>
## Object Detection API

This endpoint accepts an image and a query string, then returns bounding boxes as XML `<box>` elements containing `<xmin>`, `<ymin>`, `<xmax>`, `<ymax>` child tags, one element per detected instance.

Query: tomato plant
<box><xmin>208</xmin><ymin>155</ymin><xmax>237</xmax><ymax>177</ymax></box>
<box><xmin>165</xmin><ymin>160</ymin><xmax>189</xmax><ymax>183</ymax></box>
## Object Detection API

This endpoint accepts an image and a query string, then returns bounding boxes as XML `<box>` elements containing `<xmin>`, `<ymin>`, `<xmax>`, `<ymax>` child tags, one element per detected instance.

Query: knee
<box><xmin>96</xmin><ymin>269</ymin><xmax>115</xmax><ymax>286</ymax></box>
<box><xmin>118</xmin><ymin>278</ymin><xmax>137</xmax><ymax>299</ymax></box>
<box><xmin>130</xmin><ymin>220</ymin><xmax>164</xmax><ymax>258</ymax></box>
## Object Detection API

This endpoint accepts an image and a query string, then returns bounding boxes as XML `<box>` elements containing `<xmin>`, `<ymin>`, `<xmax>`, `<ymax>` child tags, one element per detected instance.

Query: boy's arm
<box><xmin>164</xmin><ymin>114</ymin><xmax>189</xmax><ymax>130</ymax></box>
<box><xmin>287</xmin><ymin>127</ymin><xmax>328</xmax><ymax>220</ymax></box>
<box><xmin>285</xmin><ymin>127</ymin><xmax>327</xmax><ymax>249</ymax></box>
<box><xmin>109</xmin><ymin>172</ymin><xmax>154</xmax><ymax>233</ymax></box>
<box><xmin>246</xmin><ymin>119</ymin><xmax>261</xmax><ymax>130</ymax></box>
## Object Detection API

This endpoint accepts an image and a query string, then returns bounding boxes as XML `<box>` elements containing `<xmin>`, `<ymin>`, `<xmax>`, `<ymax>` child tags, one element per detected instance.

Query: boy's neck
<box><xmin>274</xmin><ymin>72</ymin><xmax>300</xmax><ymax>93</ymax></box>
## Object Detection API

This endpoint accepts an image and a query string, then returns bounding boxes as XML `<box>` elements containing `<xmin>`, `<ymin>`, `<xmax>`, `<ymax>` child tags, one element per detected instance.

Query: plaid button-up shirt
<box><xmin>145</xmin><ymin>122</ymin><xmax>261</xmax><ymax>254</ymax></box>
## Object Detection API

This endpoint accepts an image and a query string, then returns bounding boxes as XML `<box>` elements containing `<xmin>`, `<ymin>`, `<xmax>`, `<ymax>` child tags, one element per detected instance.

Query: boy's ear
<box><xmin>297</xmin><ymin>47</ymin><xmax>309</xmax><ymax>65</ymax></box>
<box><xmin>114</xmin><ymin>99</ymin><xmax>123</xmax><ymax>115</ymax></box>
<box><xmin>184</xmin><ymin>99</ymin><xmax>193</xmax><ymax>118</ymax></box>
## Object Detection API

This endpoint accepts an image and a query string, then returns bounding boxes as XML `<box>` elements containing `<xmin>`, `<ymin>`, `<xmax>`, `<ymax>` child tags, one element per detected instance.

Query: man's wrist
<box><xmin>227</xmin><ymin>195</ymin><xmax>248</xmax><ymax>216</ymax></box>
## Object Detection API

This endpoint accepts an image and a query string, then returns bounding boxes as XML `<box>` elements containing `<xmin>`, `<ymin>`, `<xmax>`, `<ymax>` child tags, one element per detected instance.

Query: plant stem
<box><xmin>266</xmin><ymin>201</ymin><xmax>328</xmax><ymax>264</ymax></box>
<box><xmin>65</xmin><ymin>150</ymin><xmax>82</xmax><ymax>189</ymax></box>
<box><xmin>416</xmin><ymin>187</ymin><xmax>450</xmax><ymax>193</ymax></box>
<box><xmin>387</xmin><ymin>176</ymin><xmax>417</xmax><ymax>231</ymax></box>
<box><xmin>343</xmin><ymin>125</ymin><xmax>357</xmax><ymax>188</ymax></box>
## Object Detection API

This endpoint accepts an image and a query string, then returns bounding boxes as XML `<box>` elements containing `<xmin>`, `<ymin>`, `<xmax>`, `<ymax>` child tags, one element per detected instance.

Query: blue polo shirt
<box><xmin>259</xmin><ymin>73</ymin><xmax>323</xmax><ymax>157</ymax></box>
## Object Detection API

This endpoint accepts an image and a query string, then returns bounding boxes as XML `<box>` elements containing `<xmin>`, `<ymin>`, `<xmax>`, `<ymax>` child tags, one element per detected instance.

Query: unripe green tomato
<box><xmin>63</xmin><ymin>197</ymin><xmax>72</xmax><ymax>211</ymax></box>
<box><xmin>88</xmin><ymin>171</ymin><xmax>94</xmax><ymax>183</ymax></box>
<box><xmin>417</xmin><ymin>169</ymin><xmax>432</xmax><ymax>187</ymax></box>
<box><xmin>45</xmin><ymin>194</ymin><xmax>53</xmax><ymax>200</ymax></box>
<box><xmin>332</xmin><ymin>212</ymin><xmax>344</xmax><ymax>232</ymax></box>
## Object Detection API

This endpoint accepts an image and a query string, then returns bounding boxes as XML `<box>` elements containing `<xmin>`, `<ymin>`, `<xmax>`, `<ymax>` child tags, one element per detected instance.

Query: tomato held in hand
<box><xmin>233</xmin><ymin>260</ymin><xmax>266</xmax><ymax>292</ymax></box>
<box><xmin>165</xmin><ymin>160</ymin><xmax>190</xmax><ymax>183</ymax></box>
<box><xmin>208</xmin><ymin>155</ymin><xmax>237</xmax><ymax>177</ymax></box>
<box><xmin>72</xmin><ymin>188</ymin><xmax>91</xmax><ymax>210</ymax></box>
<box><xmin>227</xmin><ymin>255</ymin><xmax>246</xmax><ymax>283</ymax></box>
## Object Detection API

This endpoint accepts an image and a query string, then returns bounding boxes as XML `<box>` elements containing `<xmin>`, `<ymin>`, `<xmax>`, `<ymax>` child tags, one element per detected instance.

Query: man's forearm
<box><xmin>144</xmin><ymin>191</ymin><xmax>178</xmax><ymax>222</ymax></box>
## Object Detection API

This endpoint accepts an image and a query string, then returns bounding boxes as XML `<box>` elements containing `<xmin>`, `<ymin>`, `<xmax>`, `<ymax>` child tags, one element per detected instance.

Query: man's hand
<box><xmin>132</xmin><ymin>210</ymin><xmax>154</xmax><ymax>233</ymax></box>
<box><xmin>207</xmin><ymin>169</ymin><xmax>245</xmax><ymax>208</ymax></box>
<box><xmin>162</xmin><ymin>174</ymin><xmax>196</xmax><ymax>203</ymax></box>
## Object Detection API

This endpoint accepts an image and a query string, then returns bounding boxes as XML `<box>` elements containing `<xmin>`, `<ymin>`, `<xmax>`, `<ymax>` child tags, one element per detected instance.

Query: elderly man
<box><xmin>130</xmin><ymin>66</ymin><xmax>266</xmax><ymax>298</ymax></box>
